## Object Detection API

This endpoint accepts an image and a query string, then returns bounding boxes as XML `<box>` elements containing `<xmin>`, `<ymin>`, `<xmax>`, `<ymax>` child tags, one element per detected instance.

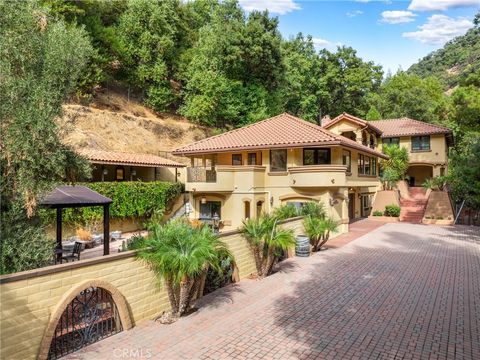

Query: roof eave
<box><xmin>88</xmin><ymin>159</ymin><xmax>185</xmax><ymax>168</ymax></box>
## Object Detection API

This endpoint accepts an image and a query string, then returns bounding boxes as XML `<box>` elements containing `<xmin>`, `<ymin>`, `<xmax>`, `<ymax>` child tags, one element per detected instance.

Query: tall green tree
<box><xmin>447</xmin><ymin>136</ymin><xmax>480</xmax><ymax>209</ymax></box>
<box><xmin>370</xmin><ymin>72</ymin><xmax>447</xmax><ymax>123</ymax></box>
<box><xmin>0</xmin><ymin>0</ymin><xmax>92</xmax><ymax>273</ymax></box>
<box><xmin>318</xmin><ymin>46</ymin><xmax>383</xmax><ymax>118</ymax></box>
<box><xmin>41</xmin><ymin>0</ymin><xmax>127</xmax><ymax>97</ymax></box>
<box><xmin>180</xmin><ymin>1</ymin><xmax>284</xmax><ymax>126</ymax></box>
<box><xmin>366</xmin><ymin>105</ymin><xmax>381</xmax><ymax>120</ymax></box>
<box><xmin>281</xmin><ymin>34</ymin><xmax>322</xmax><ymax>122</ymax></box>
<box><xmin>117</xmin><ymin>0</ymin><xmax>183</xmax><ymax>111</ymax></box>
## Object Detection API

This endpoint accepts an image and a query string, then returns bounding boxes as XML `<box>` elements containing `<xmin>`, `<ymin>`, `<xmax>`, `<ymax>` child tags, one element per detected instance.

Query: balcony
<box><xmin>185</xmin><ymin>166</ymin><xmax>266</xmax><ymax>192</ymax></box>
<box><xmin>288</xmin><ymin>165</ymin><xmax>348</xmax><ymax>187</ymax></box>
<box><xmin>187</xmin><ymin>167</ymin><xmax>217</xmax><ymax>183</ymax></box>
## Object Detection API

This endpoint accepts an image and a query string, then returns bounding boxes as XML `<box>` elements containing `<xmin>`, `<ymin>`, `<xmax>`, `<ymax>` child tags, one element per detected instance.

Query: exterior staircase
<box><xmin>400</xmin><ymin>187</ymin><xmax>428</xmax><ymax>224</ymax></box>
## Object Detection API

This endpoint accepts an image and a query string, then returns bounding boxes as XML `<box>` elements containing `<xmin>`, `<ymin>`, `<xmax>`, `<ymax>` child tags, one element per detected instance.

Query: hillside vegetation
<box><xmin>408</xmin><ymin>25</ymin><xmax>480</xmax><ymax>90</ymax></box>
<box><xmin>60</xmin><ymin>88</ymin><xmax>211</xmax><ymax>159</ymax></box>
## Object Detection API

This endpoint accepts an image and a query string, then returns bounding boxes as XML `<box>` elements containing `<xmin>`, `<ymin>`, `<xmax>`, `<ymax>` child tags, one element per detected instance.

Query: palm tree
<box><xmin>138</xmin><ymin>219</ymin><xmax>232</xmax><ymax>317</ymax></box>
<box><xmin>262</xmin><ymin>215</ymin><xmax>295</xmax><ymax>275</ymax></box>
<box><xmin>303</xmin><ymin>216</ymin><xmax>339</xmax><ymax>252</ymax></box>
<box><xmin>241</xmin><ymin>217</ymin><xmax>265</xmax><ymax>276</ymax></box>
<box><xmin>241</xmin><ymin>214</ymin><xmax>295</xmax><ymax>277</ymax></box>
<box><xmin>381</xmin><ymin>144</ymin><xmax>409</xmax><ymax>188</ymax></box>
<box><xmin>316</xmin><ymin>218</ymin><xmax>338</xmax><ymax>250</ymax></box>
<box><xmin>303</xmin><ymin>215</ymin><xmax>324</xmax><ymax>252</ymax></box>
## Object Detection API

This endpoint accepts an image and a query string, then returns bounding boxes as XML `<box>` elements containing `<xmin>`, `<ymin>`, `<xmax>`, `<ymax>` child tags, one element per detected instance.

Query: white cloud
<box><xmin>408</xmin><ymin>0</ymin><xmax>479</xmax><ymax>11</ymax></box>
<box><xmin>311</xmin><ymin>38</ymin><xmax>344</xmax><ymax>50</ymax></box>
<box><xmin>381</xmin><ymin>10</ymin><xmax>417</xmax><ymax>24</ymax></box>
<box><xmin>347</xmin><ymin>10</ymin><xmax>364</xmax><ymax>18</ymax></box>
<box><xmin>239</xmin><ymin>0</ymin><xmax>301</xmax><ymax>15</ymax></box>
<box><xmin>402</xmin><ymin>14</ymin><xmax>472</xmax><ymax>44</ymax></box>
<box><xmin>312</xmin><ymin>37</ymin><xmax>331</xmax><ymax>49</ymax></box>
<box><xmin>355</xmin><ymin>0</ymin><xmax>372</xmax><ymax>3</ymax></box>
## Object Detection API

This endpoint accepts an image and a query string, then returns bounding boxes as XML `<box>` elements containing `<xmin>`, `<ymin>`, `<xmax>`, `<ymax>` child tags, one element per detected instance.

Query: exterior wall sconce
<box><xmin>201</xmin><ymin>196</ymin><xmax>207</xmax><ymax>204</ymax></box>
<box><xmin>131</xmin><ymin>169</ymin><xmax>137</xmax><ymax>176</ymax></box>
<box><xmin>329</xmin><ymin>198</ymin><xmax>339</xmax><ymax>206</ymax></box>
<box><xmin>103</xmin><ymin>169</ymin><xmax>108</xmax><ymax>175</ymax></box>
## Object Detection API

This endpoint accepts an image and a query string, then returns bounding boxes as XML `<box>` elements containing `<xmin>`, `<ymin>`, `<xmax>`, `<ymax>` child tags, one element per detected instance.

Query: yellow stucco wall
<box><xmin>0</xmin><ymin>218</ymin><xmax>305</xmax><ymax>360</ymax></box>
<box><xmin>0</xmin><ymin>255</ymin><xmax>169</xmax><ymax>360</ymax></box>
<box><xmin>393</xmin><ymin>135</ymin><xmax>448</xmax><ymax>165</ymax></box>
<box><xmin>325</xmin><ymin>117</ymin><xmax>449</xmax><ymax>168</ymax></box>
<box><xmin>423</xmin><ymin>191</ymin><xmax>454</xmax><ymax>221</ymax></box>
<box><xmin>187</xmin><ymin>146</ymin><xmax>381</xmax><ymax>232</ymax></box>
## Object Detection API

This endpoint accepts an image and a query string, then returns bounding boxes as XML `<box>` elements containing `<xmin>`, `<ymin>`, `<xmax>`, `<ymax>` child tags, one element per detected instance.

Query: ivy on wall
<box><xmin>42</xmin><ymin>181</ymin><xmax>184</xmax><ymax>225</ymax></box>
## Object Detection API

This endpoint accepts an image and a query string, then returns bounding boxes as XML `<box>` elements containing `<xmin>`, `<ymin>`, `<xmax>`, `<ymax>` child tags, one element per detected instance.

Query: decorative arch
<box><xmin>38</xmin><ymin>279</ymin><xmax>133</xmax><ymax>360</ymax></box>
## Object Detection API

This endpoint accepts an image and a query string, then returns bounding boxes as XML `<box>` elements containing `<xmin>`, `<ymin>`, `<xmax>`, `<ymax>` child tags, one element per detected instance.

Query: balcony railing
<box><xmin>187</xmin><ymin>167</ymin><xmax>217</xmax><ymax>183</ymax></box>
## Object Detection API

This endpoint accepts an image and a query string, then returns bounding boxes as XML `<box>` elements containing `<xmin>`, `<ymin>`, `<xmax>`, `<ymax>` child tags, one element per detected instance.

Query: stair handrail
<box><xmin>454</xmin><ymin>199</ymin><xmax>465</xmax><ymax>225</ymax></box>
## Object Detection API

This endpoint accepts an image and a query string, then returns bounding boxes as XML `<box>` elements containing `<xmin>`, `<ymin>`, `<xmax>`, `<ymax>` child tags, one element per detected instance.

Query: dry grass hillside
<box><xmin>59</xmin><ymin>89</ymin><xmax>212</xmax><ymax>163</ymax></box>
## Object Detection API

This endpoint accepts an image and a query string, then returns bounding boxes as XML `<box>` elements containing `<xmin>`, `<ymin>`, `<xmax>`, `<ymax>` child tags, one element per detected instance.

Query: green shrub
<box><xmin>385</xmin><ymin>204</ymin><xmax>401</xmax><ymax>217</ymax></box>
<box><xmin>126</xmin><ymin>233</ymin><xmax>147</xmax><ymax>250</ymax></box>
<box><xmin>436</xmin><ymin>216</ymin><xmax>444</xmax><ymax>220</ymax></box>
<box><xmin>422</xmin><ymin>176</ymin><xmax>447</xmax><ymax>191</ymax></box>
<box><xmin>273</xmin><ymin>203</ymin><xmax>299</xmax><ymax>220</ymax></box>
<box><xmin>42</xmin><ymin>181</ymin><xmax>183</xmax><ymax>225</ymax></box>
<box><xmin>299</xmin><ymin>201</ymin><xmax>325</xmax><ymax>218</ymax></box>
<box><xmin>372</xmin><ymin>210</ymin><xmax>384</xmax><ymax>216</ymax></box>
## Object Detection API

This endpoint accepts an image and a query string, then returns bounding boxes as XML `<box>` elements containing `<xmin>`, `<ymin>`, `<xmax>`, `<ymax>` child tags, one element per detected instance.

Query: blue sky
<box><xmin>239</xmin><ymin>0</ymin><xmax>479</xmax><ymax>73</ymax></box>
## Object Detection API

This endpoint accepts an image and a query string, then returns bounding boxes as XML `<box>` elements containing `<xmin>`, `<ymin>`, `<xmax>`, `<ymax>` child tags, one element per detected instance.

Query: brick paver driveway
<box><xmin>69</xmin><ymin>223</ymin><xmax>480</xmax><ymax>360</ymax></box>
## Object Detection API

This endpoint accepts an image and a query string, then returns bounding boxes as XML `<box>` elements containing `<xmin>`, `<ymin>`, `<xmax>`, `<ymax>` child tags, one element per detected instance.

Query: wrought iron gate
<box><xmin>48</xmin><ymin>287</ymin><xmax>123</xmax><ymax>359</ymax></box>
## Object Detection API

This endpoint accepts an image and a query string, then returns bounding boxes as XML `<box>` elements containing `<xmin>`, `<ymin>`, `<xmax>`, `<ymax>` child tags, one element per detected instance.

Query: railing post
<box><xmin>103</xmin><ymin>205</ymin><xmax>110</xmax><ymax>256</ymax></box>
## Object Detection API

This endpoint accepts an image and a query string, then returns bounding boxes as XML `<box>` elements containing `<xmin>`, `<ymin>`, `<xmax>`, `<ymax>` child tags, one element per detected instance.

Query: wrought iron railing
<box><xmin>187</xmin><ymin>167</ymin><xmax>217</xmax><ymax>182</ymax></box>
<box><xmin>48</xmin><ymin>287</ymin><xmax>123</xmax><ymax>359</ymax></box>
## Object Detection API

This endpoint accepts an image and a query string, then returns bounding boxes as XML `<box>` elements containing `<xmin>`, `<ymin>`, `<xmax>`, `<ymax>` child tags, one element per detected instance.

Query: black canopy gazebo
<box><xmin>41</xmin><ymin>185</ymin><xmax>113</xmax><ymax>260</ymax></box>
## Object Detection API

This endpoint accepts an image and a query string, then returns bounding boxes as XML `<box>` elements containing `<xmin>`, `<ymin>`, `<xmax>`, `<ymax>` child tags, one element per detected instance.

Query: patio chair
<box><xmin>62</xmin><ymin>241</ymin><xmax>83</xmax><ymax>263</ymax></box>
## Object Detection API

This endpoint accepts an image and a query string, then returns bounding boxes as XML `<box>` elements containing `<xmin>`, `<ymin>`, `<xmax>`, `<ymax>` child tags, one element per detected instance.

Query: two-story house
<box><xmin>172</xmin><ymin>113</ymin><xmax>388</xmax><ymax>233</ymax></box>
<box><xmin>323</xmin><ymin>113</ymin><xmax>453</xmax><ymax>186</ymax></box>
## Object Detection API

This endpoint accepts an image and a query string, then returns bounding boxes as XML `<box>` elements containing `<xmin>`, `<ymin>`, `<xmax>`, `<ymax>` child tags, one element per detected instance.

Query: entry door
<box><xmin>348</xmin><ymin>194</ymin><xmax>355</xmax><ymax>221</ymax></box>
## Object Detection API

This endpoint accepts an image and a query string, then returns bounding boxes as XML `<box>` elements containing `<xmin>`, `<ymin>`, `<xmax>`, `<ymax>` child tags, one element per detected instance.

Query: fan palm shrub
<box><xmin>137</xmin><ymin>219</ymin><xmax>232</xmax><ymax>318</ymax></box>
<box><xmin>241</xmin><ymin>214</ymin><xmax>295</xmax><ymax>277</ymax></box>
<box><xmin>303</xmin><ymin>216</ymin><xmax>339</xmax><ymax>252</ymax></box>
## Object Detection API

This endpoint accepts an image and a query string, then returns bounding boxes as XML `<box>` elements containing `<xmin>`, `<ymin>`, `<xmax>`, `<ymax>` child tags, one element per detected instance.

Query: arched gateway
<box><xmin>38</xmin><ymin>280</ymin><xmax>133</xmax><ymax>360</ymax></box>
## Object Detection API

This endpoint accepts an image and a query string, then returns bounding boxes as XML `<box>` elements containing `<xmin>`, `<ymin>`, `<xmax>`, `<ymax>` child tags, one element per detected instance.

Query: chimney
<box><xmin>320</xmin><ymin>115</ymin><xmax>331</xmax><ymax>127</ymax></box>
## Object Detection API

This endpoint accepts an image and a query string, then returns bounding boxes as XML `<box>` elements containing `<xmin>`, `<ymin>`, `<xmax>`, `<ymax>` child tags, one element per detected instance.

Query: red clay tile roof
<box><xmin>369</xmin><ymin>118</ymin><xmax>452</xmax><ymax>138</ymax></box>
<box><xmin>323</xmin><ymin>113</ymin><xmax>382</xmax><ymax>134</ymax></box>
<box><xmin>172</xmin><ymin>113</ymin><xmax>388</xmax><ymax>159</ymax></box>
<box><xmin>78</xmin><ymin>149</ymin><xmax>184</xmax><ymax>168</ymax></box>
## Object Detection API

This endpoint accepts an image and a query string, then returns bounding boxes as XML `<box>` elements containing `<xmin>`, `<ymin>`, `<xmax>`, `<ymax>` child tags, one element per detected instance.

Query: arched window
<box><xmin>244</xmin><ymin>201</ymin><xmax>251</xmax><ymax>220</ymax></box>
<box><xmin>256</xmin><ymin>201</ymin><xmax>263</xmax><ymax>217</ymax></box>
<box><xmin>48</xmin><ymin>286</ymin><xmax>123</xmax><ymax>359</ymax></box>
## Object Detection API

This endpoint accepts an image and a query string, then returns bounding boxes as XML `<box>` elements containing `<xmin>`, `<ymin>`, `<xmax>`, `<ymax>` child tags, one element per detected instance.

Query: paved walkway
<box><xmin>68</xmin><ymin>223</ymin><xmax>480</xmax><ymax>360</ymax></box>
